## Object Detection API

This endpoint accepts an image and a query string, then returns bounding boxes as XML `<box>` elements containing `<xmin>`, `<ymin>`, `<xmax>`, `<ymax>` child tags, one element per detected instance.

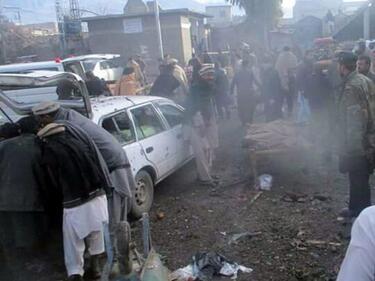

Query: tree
<box><xmin>226</xmin><ymin>0</ymin><xmax>283</xmax><ymax>47</ymax></box>
<box><xmin>226</xmin><ymin>0</ymin><xmax>283</xmax><ymax>26</ymax></box>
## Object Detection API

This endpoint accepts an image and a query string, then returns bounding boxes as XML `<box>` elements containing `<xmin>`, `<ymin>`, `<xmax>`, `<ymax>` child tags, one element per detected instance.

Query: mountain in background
<box><xmin>3</xmin><ymin>0</ymin><xmax>233</xmax><ymax>24</ymax></box>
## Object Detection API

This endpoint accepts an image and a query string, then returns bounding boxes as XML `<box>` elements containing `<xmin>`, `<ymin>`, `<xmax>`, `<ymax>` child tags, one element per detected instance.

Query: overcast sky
<box><xmin>196</xmin><ymin>0</ymin><xmax>367</xmax><ymax>18</ymax></box>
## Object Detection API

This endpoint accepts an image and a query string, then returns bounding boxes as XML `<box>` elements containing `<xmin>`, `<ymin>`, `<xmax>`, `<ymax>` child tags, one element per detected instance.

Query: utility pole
<box><xmin>364</xmin><ymin>2</ymin><xmax>371</xmax><ymax>40</ymax></box>
<box><xmin>0</xmin><ymin>0</ymin><xmax>7</xmax><ymax>64</ymax></box>
<box><xmin>70</xmin><ymin>0</ymin><xmax>80</xmax><ymax>20</ymax></box>
<box><xmin>154</xmin><ymin>0</ymin><xmax>164</xmax><ymax>59</ymax></box>
<box><xmin>55</xmin><ymin>0</ymin><xmax>66</xmax><ymax>56</ymax></box>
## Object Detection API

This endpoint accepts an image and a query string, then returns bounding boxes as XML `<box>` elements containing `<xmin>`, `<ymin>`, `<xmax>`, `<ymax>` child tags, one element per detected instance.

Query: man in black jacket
<box><xmin>32</xmin><ymin>101</ymin><xmax>135</xmax><ymax>276</ymax></box>
<box><xmin>37</xmin><ymin>123</ymin><xmax>109</xmax><ymax>281</ymax></box>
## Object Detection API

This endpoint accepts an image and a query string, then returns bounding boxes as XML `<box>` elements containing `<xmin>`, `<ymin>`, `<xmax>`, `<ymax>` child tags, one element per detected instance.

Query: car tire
<box><xmin>130</xmin><ymin>170</ymin><xmax>154</xmax><ymax>219</ymax></box>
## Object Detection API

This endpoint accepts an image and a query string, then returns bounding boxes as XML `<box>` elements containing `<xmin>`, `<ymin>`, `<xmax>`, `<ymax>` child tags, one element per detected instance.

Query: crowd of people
<box><xmin>3</xmin><ymin>40</ymin><xmax>375</xmax><ymax>280</ymax></box>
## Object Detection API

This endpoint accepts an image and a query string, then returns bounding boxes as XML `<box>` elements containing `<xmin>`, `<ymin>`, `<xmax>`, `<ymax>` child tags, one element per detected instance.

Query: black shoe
<box><xmin>67</xmin><ymin>275</ymin><xmax>83</xmax><ymax>281</ymax></box>
<box><xmin>339</xmin><ymin>208</ymin><xmax>355</xmax><ymax>218</ymax></box>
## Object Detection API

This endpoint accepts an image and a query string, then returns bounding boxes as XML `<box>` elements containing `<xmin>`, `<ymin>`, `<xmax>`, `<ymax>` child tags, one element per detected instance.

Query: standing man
<box><xmin>32</xmin><ymin>102</ymin><xmax>135</xmax><ymax>276</ymax></box>
<box><xmin>150</xmin><ymin>64</ymin><xmax>180</xmax><ymax>100</ymax></box>
<box><xmin>114</xmin><ymin>67</ymin><xmax>142</xmax><ymax>96</ymax></box>
<box><xmin>135</xmin><ymin>55</ymin><xmax>146</xmax><ymax>75</ymax></box>
<box><xmin>214</xmin><ymin>62</ymin><xmax>230</xmax><ymax>120</ymax></box>
<box><xmin>336</xmin><ymin>52</ymin><xmax>375</xmax><ymax>219</ymax></box>
<box><xmin>168</xmin><ymin>58</ymin><xmax>189</xmax><ymax>99</ymax></box>
<box><xmin>231</xmin><ymin>60</ymin><xmax>260</xmax><ymax>126</ymax></box>
<box><xmin>190</xmin><ymin>65</ymin><xmax>220</xmax><ymax>159</ymax></box>
<box><xmin>275</xmin><ymin>46</ymin><xmax>298</xmax><ymax>117</ymax></box>
<box><xmin>127</xmin><ymin>57</ymin><xmax>145</xmax><ymax>86</ymax></box>
<box><xmin>357</xmin><ymin>55</ymin><xmax>375</xmax><ymax>83</ymax></box>
<box><xmin>85</xmin><ymin>71</ymin><xmax>109</xmax><ymax>97</ymax></box>
<box><xmin>37</xmin><ymin>123</ymin><xmax>109</xmax><ymax>281</ymax></box>
<box><xmin>261</xmin><ymin>56</ymin><xmax>283</xmax><ymax>122</ymax></box>
<box><xmin>184</xmin><ymin>66</ymin><xmax>218</xmax><ymax>186</ymax></box>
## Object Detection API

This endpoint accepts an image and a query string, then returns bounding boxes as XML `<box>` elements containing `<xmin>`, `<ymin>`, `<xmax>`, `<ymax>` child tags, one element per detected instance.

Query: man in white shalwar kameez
<box><xmin>184</xmin><ymin>111</ymin><xmax>213</xmax><ymax>184</ymax></box>
<box><xmin>36</xmin><ymin>122</ymin><xmax>109</xmax><ymax>281</ymax></box>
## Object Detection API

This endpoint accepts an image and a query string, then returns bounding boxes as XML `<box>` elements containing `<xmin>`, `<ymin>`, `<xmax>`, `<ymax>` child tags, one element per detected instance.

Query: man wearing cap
<box><xmin>357</xmin><ymin>55</ymin><xmax>375</xmax><ymax>84</ymax></box>
<box><xmin>162</xmin><ymin>58</ymin><xmax>189</xmax><ymax>103</ymax></box>
<box><xmin>32</xmin><ymin>101</ymin><xmax>135</xmax><ymax>275</ymax></box>
<box><xmin>336</xmin><ymin>52</ymin><xmax>375</xmax><ymax>220</ymax></box>
<box><xmin>37</xmin><ymin>122</ymin><xmax>109</xmax><ymax>281</ymax></box>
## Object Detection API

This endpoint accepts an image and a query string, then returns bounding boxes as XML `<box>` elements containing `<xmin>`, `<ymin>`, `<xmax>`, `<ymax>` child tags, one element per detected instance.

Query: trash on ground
<box><xmin>219</xmin><ymin>262</ymin><xmax>253</xmax><ymax>279</ymax></box>
<box><xmin>248</xmin><ymin>191</ymin><xmax>263</xmax><ymax>207</ymax></box>
<box><xmin>140</xmin><ymin>249</ymin><xmax>170</xmax><ymax>281</ymax></box>
<box><xmin>282</xmin><ymin>192</ymin><xmax>308</xmax><ymax>203</ymax></box>
<box><xmin>170</xmin><ymin>252</ymin><xmax>253</xmax><ymax>281</ymax></box>
<box><xmin>292</xmin><ymin>239</ymin><xmax>342</xmax><ymax>251</ymax></box>
<box><xmin>156</xmin><ymin>211</ymin><xmax>166</xmax><ymax>221</ymax></box>
<box><xmin>312</xmin><ymin>194</ymin><xmax>332</xmax><ymax>202</ymax></box>
<box><xmin>258</xmin><ymin>174</ymin><xmax>273</xmax><ymax>191</ymax></box>
<box><xmin>228</xmin><ymin>232</ymin><xmax>262</xmax><ymax>245</ymax></box>
<box><xmin>169</xmin><ymin>265</ymin><xmax>195</xmax><ymax>281</ymax></box>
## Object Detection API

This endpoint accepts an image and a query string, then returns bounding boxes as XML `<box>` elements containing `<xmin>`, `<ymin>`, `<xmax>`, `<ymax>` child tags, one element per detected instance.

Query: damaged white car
<box><xmin>0</xmin><ymin>71</ymin><xmax>192</xmax><ymax>218</ymax></box>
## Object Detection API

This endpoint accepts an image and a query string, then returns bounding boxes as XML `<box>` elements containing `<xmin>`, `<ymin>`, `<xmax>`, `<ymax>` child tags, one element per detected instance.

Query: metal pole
<box><xmin>364</xmin><ymin>4</ymin><xmax>372</xmax><ymax>40</ymax></box>
<box><xmin>154</xmin><ymin>0</ymin><xmax>164</xmax><ymax>59</ymax></box>
<box><xmin>0</xmin><ymin>0</ymin><xmax>6</xmax><ymax>64</ymax></box>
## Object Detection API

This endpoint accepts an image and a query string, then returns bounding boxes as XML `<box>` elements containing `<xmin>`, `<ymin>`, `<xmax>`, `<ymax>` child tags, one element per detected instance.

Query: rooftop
<box><xmin>91</xmin><ymin>95</ymin><xmax>169</xmax><ymax>123</ymax></box>
<box><xmin>82</xmin><ymin>8</ymin><xmax>210</xmax><ymax>22</ymax></box>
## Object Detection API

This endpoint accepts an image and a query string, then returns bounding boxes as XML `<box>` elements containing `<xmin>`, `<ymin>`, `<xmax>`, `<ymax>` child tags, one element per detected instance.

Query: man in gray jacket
<box><xmin>32</xmin><ymin>101</ymin><xmax>135</xmax><ymax>275</ymax></box>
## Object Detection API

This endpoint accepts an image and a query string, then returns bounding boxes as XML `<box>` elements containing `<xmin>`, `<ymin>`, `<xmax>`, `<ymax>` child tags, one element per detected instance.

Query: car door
<box><xmin>155</xmin><ymin>102</ymin><xmax>191</xmax><ymax>167</ymax></box>
<box><xmin>130</xmin><ymin>103</ymin><xmax>174</xmax><ymax>179</ymax></box>
<box><xmin>101</xmin><ymin>110</ymin><xmax>144</xmax><ymax>177</ymax></box>
<box><xmin>63</xmin><ymin>61</ymin><xmax>87</xmax><ymax>80</ymax></box>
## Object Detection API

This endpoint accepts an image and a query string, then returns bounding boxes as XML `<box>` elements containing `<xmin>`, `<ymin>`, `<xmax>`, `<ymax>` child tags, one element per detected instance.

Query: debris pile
<box><xmin>243</xmin><ymin>120</ymin><xmax>312</xmax><ymax>151</ymax></box>
<box><xmin>170</xmin><ymin>252</ymin><xmax>253</xmax><ymax>281</ymax></box>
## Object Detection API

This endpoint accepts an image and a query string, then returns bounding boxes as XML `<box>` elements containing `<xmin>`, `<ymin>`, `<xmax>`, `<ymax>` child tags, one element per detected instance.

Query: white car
<box><xmin>0</xmin><ymin>72</ymin><xmax>192</xmax><ymax>218</ymax></box>
<box><xmin>0</xmin><ymin>54</ymin><xmax>123</xmax><ymax>82</ymax></box>
<box><xmin>63</xmin><ymin>54</ymin><xmax>123</xmax><ymax>82</ymax></box>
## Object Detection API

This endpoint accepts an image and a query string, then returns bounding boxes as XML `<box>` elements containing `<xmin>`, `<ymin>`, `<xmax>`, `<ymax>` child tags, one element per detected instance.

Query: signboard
<box><xmin>123</xmin><ymin>18</ymin><xmax>143</xmax><ymax>34</ymax></box>
<box><xmin>64</xmin><ymin>20</ymin><xmax>82</xmax><ymax>35</ymax></box>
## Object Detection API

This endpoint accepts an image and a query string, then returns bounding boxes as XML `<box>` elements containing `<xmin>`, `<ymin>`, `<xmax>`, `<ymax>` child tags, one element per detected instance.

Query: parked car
<box><xmin>0</xmin><ymin>71</ymin><xmax>192</xmax><ymax>218</ymax></box>
<box><xmin>0</xmin><ymin>54</ymin><xmax>123</xmax><ymax>82</ymax></box>
<box><xmin>63</xmin><ymin>54</ymin><xmax>123</xmax><ymax>82</ymax></box>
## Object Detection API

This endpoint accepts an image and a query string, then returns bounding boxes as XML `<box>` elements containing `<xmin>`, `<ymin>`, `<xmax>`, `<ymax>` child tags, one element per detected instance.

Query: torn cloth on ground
<box><xmin>169</xmin><ymin>252</ymin><xmax>253</xmax><ymax>281</ymax></box>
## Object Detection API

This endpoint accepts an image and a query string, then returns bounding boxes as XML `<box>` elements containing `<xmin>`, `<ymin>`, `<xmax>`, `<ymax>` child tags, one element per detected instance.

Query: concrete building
<box><xmin>82</xmin><ymin>0</ymin><xmax>209</xmax><ymax>65</ymax></box>
<box><xmin>334</xmin><ymin>3</ymin><xmax>375</xmax><ymax>41</ymax></box>
<box><xmin>293</xmin><ymin>0</ymin><xmax>343</xmax><ymax>20</ymax></box>
<box><xmin>205</xmin><ymin>5</ymin><xmax>233</xmax><ymax>27</ymax></box>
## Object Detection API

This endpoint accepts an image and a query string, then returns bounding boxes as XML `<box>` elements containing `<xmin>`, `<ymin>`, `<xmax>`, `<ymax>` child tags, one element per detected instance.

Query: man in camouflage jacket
<box><xmin>337</xmin><ymin>52</ymin><xmax>375</xmax><ymax>218</ymax></box>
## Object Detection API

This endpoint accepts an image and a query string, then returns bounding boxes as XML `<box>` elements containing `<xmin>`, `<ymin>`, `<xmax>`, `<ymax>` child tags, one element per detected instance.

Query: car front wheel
<box><xmin>130</xmin><ymin>170</ymin><xmax>154</xmax><ymax>219</ymax></box>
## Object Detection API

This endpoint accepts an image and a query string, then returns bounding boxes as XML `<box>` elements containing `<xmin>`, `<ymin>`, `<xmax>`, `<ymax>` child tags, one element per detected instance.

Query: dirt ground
<box><xmin>1</xmin><ymin>112</ymin><xmax>359</xmax><ymax>281</ymax></box>
<box><xmin>149</xmin><ymin>114</ymin><xmax>353</xmax><ymax>281</ymax></box>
